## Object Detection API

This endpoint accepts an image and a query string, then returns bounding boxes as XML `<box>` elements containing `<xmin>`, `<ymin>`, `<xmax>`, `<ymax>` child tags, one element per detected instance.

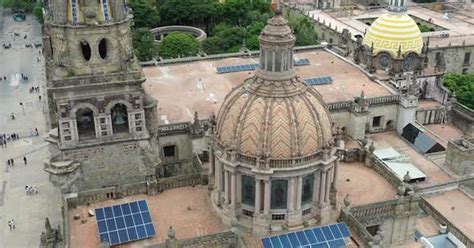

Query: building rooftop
<box><xmin>424</xmin><ymin>189</ymin><xmax>474</xmax><ymax>241</ymax></box>
<box><xmin>423</xmin><ymin>124</ymin><xmax>465</xmax><ymax>147</ymax></box>
<box><xmin>368</xmin><ymin>131</ymin><xmax>452</xmax><ymax>186</ymax></box>
<box><xmin>68</xmin><ymin>186</ymin><xmax>226</xmax><ymax>248</ymax></box>
<box><xmin>307</xmin><ymin>5</ymin><xmax>474</xmax><ymax>47</ymax></box>
<box><xmin>336</xmin><ymin>162</ymin><xmax>397</xmax><ymax>207</ymax></box>
<box><xmin>143</xmin><ymin>49</ymin><xmax>394</xmax><ymax>123</ymax></box>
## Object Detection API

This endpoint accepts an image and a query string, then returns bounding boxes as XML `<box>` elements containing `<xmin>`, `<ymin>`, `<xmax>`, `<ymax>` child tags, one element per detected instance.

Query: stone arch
<box><xmin>74</xmin><ymin>107</ymin><xmax>97</xmax><ymax>140</ymax></box>
<box><xmin>106</xmin><ymin>100</ymin><xmax>132</xmax><ymax>134</ymax></box>
<box><xmin>71</xmin><ymin>102</ymin><xmax>99</xmax><ymax>116</ymax></box>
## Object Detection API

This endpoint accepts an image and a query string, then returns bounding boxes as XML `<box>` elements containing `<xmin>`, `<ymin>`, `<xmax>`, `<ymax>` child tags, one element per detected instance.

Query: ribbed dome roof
<box><xmin>215</xmin><ymin>12</ymin><xmax>332</xmax><ymax>160</ymax></box>
<box><xmin>362</xmin><ymin>13</ymin><xmax>423</xmax><ymax>57</ymax></box>
<box><xmin>215</xmin><ymin>77</ymin><xmax>332</xmax><ymax>159</ymax></box>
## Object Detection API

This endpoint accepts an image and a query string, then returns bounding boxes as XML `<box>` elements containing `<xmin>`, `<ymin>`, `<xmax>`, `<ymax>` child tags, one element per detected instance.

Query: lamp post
<box><xmin>19</xmin><ymin>102</ymin><xmax>25</xmax><ymax>115</ymax></box>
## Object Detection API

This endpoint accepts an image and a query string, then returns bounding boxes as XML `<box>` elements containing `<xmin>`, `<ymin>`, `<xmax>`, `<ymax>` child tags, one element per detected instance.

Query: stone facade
<box><xmin>445</xmin><ymin>138</ymin><xmax>474</xmax><ymax>175</ymax></box>
<box><xmin>43</xmin><ymin>0</ymin><xmax>161</xmax><ymax>193</ymax></box>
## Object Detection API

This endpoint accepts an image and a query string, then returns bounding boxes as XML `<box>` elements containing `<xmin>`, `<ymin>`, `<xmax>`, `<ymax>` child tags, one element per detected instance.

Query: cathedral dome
<box><xmin>362</xmin><ymin>12</ymin><xmax>423</xmax><ymax>57</ymax></box>
<box><xmin>215</xmin><ymin>12</ymin><xmax>332</xmax><ymax>159</ymax></box>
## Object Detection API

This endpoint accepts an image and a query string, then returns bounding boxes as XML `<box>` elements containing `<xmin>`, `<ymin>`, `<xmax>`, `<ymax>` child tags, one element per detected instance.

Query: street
<box><xmin>0</xmin><ymin>10</ymin><xmax>62</xmax><ymax>248</ymax></box>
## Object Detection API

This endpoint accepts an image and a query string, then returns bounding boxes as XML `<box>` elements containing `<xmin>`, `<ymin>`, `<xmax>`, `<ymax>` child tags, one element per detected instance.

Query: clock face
<box><xmin>403</xmin><ymin>54</ymin><xmax>415</xmax><ymax>71</ymax></box>
<box><xmin>379</xmin><ymin>53</ymin><xmax>390</xmax><ymax>68</ymax></box>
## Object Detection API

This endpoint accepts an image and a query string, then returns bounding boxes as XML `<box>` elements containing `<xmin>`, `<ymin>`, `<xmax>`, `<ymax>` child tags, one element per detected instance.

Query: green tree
<box><xmin>443</xmin><ymin>73</ymin><xmax>474</xmax><ymax>109</ymax></box>
<box><xmin>32</xmin><ymin>2</ymin><xmax>44</xmax><ymax>24</ymax></box>
<box><xmin>129</xmin><ymin>0</ymin><xmax>160</xmax><ymax>28</ymax></box>
<box><xmin>1</xmin><ymin>0</ymin><xmax>35</xmax><ymax>10</ymax></box>
<box><xmin>287</xmin><ymin>12</ymin><xmax>319</xmax><ymax>46</ymax></box>
<box><xmin>132</xmin><ymin>28</ymin><xmax>159</xmax><ymax>61</ymax></box>
<box><xmin>202</xmin><ymin>26</ymin><xmax>248</xmax><ymax>54</ymax></box>
<box><xmin>159</xmin><ymin>32</ymin><xmax>199</xmax><ymax>59</ymax></box>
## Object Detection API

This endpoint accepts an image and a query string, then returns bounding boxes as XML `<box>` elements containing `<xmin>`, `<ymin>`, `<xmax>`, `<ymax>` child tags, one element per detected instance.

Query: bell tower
<box><xmin>43</xmin><ymin>0</ymin><xmax>161</xmax><ymax>193</ymax></box>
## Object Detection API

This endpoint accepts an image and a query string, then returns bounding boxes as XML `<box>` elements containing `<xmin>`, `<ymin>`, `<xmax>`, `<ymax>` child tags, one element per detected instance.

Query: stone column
<box><xmin>296</xmin><ymin>176</ymin><xmax>303</xmax><ymax>211</ymax></box>
<box><xmin>325</xmin><ymin>169</ymin><xmax>331</xmax><ymax>203</ymax></box>
<box><xmin>224</xmin><ymin>170</ymin><xmax>230</xmax><ymax>204</ymax></box>
<box><xmin>255</xmin><ymin>179</ymin><xmax>262</xmax><ymax>214</ymax></box>
<box><xmin>209</xmin><ymin>146</ymin><xmax>215</xmax><ymax>175</ymax></box>
<box><xmin>231</xmin><ymin>171</ymin><xmax>236</xmax><ymax>209</ymax></box>
<box><xmin>288</xmin><ymin>177</ymin><xmax>296</xmax><ymax>211</ymax></box>
<box><xmin>319</xmin><ymin>169</ymin><xmax>327</xmax><ymax>205</ymax></box>
<box><xmin>313</xmin><ymin>170</ymin><xmax>320</xmax><ymax>204</ymax></box>
<box><xmin>215</xmin><ymin>160</ymin><xmax>222</xmax><ymax>192</ymax></box>
<box><xmin>333</xmin><ymin>158</ymin><xmax>339</xmax><ymax>189</ymax></box>
<box><xmin>263</xmin><ymin>180</ymin><xmax>271</xmax><ymax>215</ymax></box>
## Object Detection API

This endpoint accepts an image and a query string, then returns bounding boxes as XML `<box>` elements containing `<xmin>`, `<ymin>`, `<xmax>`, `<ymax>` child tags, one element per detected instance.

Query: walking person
<box><xmin>10</xmin><ymin>220</ymin><xmax>15</xmax><ymax>230</ymax></box>
<box><xmin>23</xmin><ymin>156</ymin><xmax>27</xmax><ymax>165</ymax></box>
<box><xmin>7</xmin><ymin>159</ymin><xmax>10</xmax><ymax>167</ymax></box>
<box><xmin>8</xmin><ymin>220</ymin><xmax>12</xmax><ymax>231</ymax></box>
<box><xmin>10</xmin><ymin>158</ymin><xmax>14</xmax><ymax>167</ymax></box>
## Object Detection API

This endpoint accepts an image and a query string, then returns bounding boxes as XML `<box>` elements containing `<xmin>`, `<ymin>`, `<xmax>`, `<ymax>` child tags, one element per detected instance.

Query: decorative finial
<box><xmin>344</xmin><ymin>194</ymin><xmax>351</xmax><ymax>208</ymax></box>
<box><xmin>167</xmin><ymin>226</ymin><xmax>176</xmax><ymax>239</ymax></box>
<box><xmin>403</xmin><ymin>171</ymin><xmax>411</xmax><ymax>183</ymax></box>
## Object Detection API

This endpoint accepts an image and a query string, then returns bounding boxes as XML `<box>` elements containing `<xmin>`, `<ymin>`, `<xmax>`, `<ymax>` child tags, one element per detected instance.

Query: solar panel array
<box><xmin>305</xmin><ymin>76</ymin><xmax>334</xmax><ymax>85</ymax></box>
<box><xmin>262</xmin><ymin>222</ymin><xmax>351</xmax><ymax>248</ymax></box>
<box><xmin>294</xmin><ymin>58</ymin><xmax>311</xmax><ymax>66</ymax></box>
<box><xmin>95</xmin><ymin>200</ymin><xmax>156</xmax><ymax>246</ymax></box>
<box><xmin>216</xmin><ymin>58</ymin><xmax>311</xmax><ymax>74</ymax></box>
<box><xmin>216</xmin><ymin>64</ymin><xmax>259</xmax><ymax>74</ymax></box>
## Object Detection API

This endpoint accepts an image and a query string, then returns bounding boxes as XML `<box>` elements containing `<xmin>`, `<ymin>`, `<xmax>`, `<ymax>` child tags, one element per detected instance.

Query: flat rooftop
<box><xmin>368</xmin><ymin>131</ymin><xmax>452</xmax><ymax>186</ymax></box>
<box><xmin>424</xmin><ymin>189</ymin><xmax>474</xmax><ymax>241</ymax></box>
<box><xmin>68</xmin><ymin>186</ymin><xmax>226</xmax><ymax>248</ymax></box>
<box><xmin>423</xmin><ymin>124</ymin><xmax>465</xmax><ymax>147</ymax></box>
<box><xmin>336</xmin><ymin>162</ymin><xmax>396</xmax><ymax>207</ymax></box>
<box><xmin>307</xmin><ymin>5</ymin><xmax>474</xmax><ymax>47</ymax></box>
<box><xmin>143</xmin><ymin>49</ymin><xmax>393</xmax><ymax>123</ymax></box>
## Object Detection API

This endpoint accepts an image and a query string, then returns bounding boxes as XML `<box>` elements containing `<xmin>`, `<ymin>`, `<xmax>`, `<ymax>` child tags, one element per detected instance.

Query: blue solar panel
<box><xmin>262</xmin><ymin>223</ymin><xmax>351</xmax><ymax>248</ymax></box>
<box><xmin>95</xmin><ymin>200</ymin><xmax>155</xmax><ymax>246</ymax></box>
<box><xmin>216</xmin><ymin>63</ymin><xmax>260</xmax><ymax>74</ymax></box>
<box><xmin>295</xmin><ymin>58</ymin><xmax>310</xmax><ymax>66</ymax></box>
<box><xmin>305</xmin><ymin>76</ymin><xmax>334</xmax><ymax>85</ymax></box>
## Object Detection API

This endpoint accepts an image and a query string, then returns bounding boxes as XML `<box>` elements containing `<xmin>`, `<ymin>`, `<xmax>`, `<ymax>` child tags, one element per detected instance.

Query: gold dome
<box><xmin>362</xmin><ymin>13</ymin><xmax>423</xmax><ymax>57</ymax></box>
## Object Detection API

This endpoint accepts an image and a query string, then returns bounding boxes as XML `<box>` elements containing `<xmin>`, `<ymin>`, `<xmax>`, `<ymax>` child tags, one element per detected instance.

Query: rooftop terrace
<box><xmin>68</xmin><ymin>186</ymin><xmax>226</xmax><ymax>248</ymax></box>
<box><xmin>143</xmin><ymin>49</ymin><xmax>393</xmax><ymax>123</ymax></box>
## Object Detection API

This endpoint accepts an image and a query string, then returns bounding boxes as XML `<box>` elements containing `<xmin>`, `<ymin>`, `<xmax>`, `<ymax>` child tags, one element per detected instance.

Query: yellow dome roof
<box><xmin>362</xmin><ymin>13</ymin><xmax>423</xmax><ymax>57</ymax></box>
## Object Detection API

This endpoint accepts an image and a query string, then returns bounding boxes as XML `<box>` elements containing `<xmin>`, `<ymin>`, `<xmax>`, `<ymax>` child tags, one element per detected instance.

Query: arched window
<box><xmin>271</xmin><ymin>179</ymin><xmax>288</xmax><ymax>209</ymax></box>
<box><xmin>111</xmin><ymin>103</ymin><xmax>129</xmax><ymax>133</ymax></box>
<box><xmin>241</xmin><ymin>175</ymin><xmax>255</xmax><ymax>207</ymax></box>
<box><xmin>76</xmin><ymin>108</ymin><xmax>95</xmax><ymax>140</ymax></box>
<box><xmin>80</xmin><ymin>40</ymin><xmax>92</xmax><ymax>61</ymax></box>
<box><xmin>98</xmin><ymin>38</ymin><xmax>107</xmax><ymax>59</ymax></box>
<box><xmin>302</xmin><ymin>174</ymin><xmax>314</xmax><ymax>205</ymax></box>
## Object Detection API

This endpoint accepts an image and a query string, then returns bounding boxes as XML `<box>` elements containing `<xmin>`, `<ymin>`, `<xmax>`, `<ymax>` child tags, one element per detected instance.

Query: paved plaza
<box><xmin>0</xmin><ymin>12</ymin><xmax>62</xmax><ymax>247</ymax></box>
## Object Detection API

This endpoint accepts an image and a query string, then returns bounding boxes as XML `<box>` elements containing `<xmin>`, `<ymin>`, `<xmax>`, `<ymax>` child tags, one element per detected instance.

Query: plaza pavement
<box><xmin>0</xmin><ymin>11</ymin><xmax>62</xmax><ymax>247</ymax></box>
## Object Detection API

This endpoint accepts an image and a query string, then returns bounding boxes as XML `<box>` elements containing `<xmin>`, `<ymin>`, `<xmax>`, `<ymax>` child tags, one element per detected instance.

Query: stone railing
<box><xmin>366</xmin><ymin>95</ymin><xmax>400</xmax><ymax>106</ymax></box>
<box><xmin>371</xmin><ymin>156</ymin><xmax>403</xmax><ymax>188</ymax></box>
<box><xmin>71</xmin><ymin>182</ymin><xmax>147</xmax><ymax>205</ymax></box>
<box><xmin>339</xmin><ymin>208</ymin><xmax>373</xmax><ymax>247</ymax></box>
<box><xmin>158</xmin><ymin>122</ymin><xmax>190</xmax><ymax>136</ymax></box>
<box><xmin>452</xmin><ymin>102</ymin><xmax>474</xmax><ymax>136</ymax></box>
<box><xmin>147</xmin><ymin>231</ymin><xmax>243</xmax><ymax>248</ymax></box>
<box><xmin>157</xmin><ymin>174</ymin><xmax>203</xmax><ymax>192</ymax></box>
<box><xmin>350</xmin><ymin>199</ymin><xmax>398</xmax><ymax>220</ymax></box>
<box><xmin>216</xmin><ymin>141</ymin><xmax>325</xmax><ymax>168</ymax></box>
<box><xmin>417</xmin><ymin>177</ymin><xmax>474</xmax><ymax>196</ymax></box>
<box><xmin>419</xmin><ymin>198</ymin><xmax>474</xmax><ymax>248</ymax></box>
<box><xmin>51</xmin><ymin>70</ymin><xmax>144</xmax><ymax>88</ymax></box>
<box><xmin>328</xmin><ymin>101</ymin><xmax>353</xmax><ymax>111</ymax></box>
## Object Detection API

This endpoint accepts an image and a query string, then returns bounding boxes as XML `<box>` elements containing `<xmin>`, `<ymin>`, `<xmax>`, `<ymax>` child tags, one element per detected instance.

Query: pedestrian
<box><xmin>3</xmin><ymin>140</ymin><xmax>6</xmax><ymax>147</ymax></box>
<box><xmin>8</xmin><ymin>220</ymin><xmax>12</xmax><ymax>231</ymax></box>
<box><xmin>39</xmin><ymin>95</ymin><xmax>42</xmax><ymax>101</ymax></box>
<box><xmin>23</xmin><ymin>156</ymin><xmax>27</xmax><ymax>165</ymax></box>
<box><xmin>7</xmin><ymin>159</ymin><xmax>10</xmax><ymax>167</ymax></box>
<box><xmin>10</xmin><ymin>158</ymin><xmax>14</xmax><ymax>166</ymax></box>
<box><xmin>10</xmin><ymin>112</ymin><xmax>15</xmax><ymax>120</ymax></box>
<box><xmin>34</xmin><ymin>186</ymin><xmax>38</xmax><ymax>194</ymax></box>
<box><xmin>10</xmin><ymin>220</ymin><xmax>15</xmax><ymax>230</ymax></box>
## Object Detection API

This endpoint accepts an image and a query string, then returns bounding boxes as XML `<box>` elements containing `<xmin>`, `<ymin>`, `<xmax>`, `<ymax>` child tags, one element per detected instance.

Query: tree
<box><xmin>443</xmin><ymin>73</ymin><xmax>474</xmax><ymax>109</ymax></box>
<box><xmin>202</xmin><ymin>26</ymin><xmax>248</xmax><ymax>54</ymax></box>
<box><xmin>159</xmin><ymin>32</ymin><xmax>199</xmax><ymax>59</ymax></box>
<box><xmin>129</xmin><ymin>0</ymin><xmax>160</xmax><ymax>28</ymax></box>
<box><xmin>287</xmin><ymin>13</ymin><xmax>319</xmax><ymax>46</ymax></box>
<box><xmin>1</xmin><ymin>0</ymin><xmax>36</xmax><ymax>11</ymax></box>
<box><xmin>32</xmin><ymin>2</ymin><xmax>44</xmax><ymax>24</ymax></box>
<box><xmin>132</xmin><ymin>28</ymin><xmax>159</xmax><ymax>61</ymax></box>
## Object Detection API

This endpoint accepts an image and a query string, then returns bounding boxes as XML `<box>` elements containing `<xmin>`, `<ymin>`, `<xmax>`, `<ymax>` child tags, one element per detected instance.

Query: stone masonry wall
<box><xmin>61</xmin><ymin>140</ymin><xmax>154</xmax><ymax>191</ymax></box>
